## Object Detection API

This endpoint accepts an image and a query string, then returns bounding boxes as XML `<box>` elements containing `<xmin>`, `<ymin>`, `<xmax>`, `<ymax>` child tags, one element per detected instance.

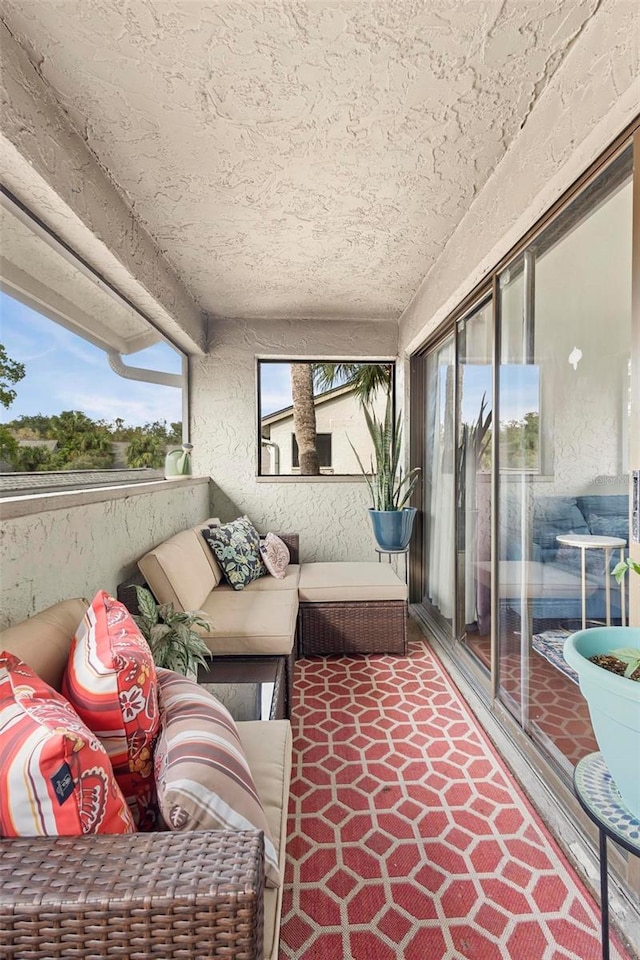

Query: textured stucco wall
<box><xmin>399</xmin><ymin>0</ymin><xmax>640</xmax><ymax>356</ymax></box>
<box><xmin>0</xmin><ymin>480</ymin><xmax>210</xmax><ymax>628</ymax></box>
<box><xmin>191</xmin><ymin>318</ymin><xmax>397</xmax><ymax>561</ymax></box>
<box><xmin>0</xmin><ymin>20</ymin><xmax>206</xmax><ymax>356</ymax></box>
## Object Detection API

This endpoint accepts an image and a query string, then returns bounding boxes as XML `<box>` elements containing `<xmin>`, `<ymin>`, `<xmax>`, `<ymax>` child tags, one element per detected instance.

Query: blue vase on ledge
<box><xmin>369</xmin><ymin>507</ymin><xmax>417</xmax><ymax>551</ymax></box>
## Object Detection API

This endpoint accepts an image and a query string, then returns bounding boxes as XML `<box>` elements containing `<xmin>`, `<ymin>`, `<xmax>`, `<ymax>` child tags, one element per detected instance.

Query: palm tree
<box><xmin>290</xmin><ymin>363</ymin><xmax>320</xmax><ymax>475</ymax></box>
<box><xmin>313</xmin><ymin>362</ymin><xmax>391</xmax><ymax>405</ymax></box>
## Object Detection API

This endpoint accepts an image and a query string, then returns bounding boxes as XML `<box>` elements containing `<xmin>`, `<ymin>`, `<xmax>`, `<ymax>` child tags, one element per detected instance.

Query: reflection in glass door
<box><xmin>422</xmin><ymin>299</ymin><xmax>494</xmax><ymax>686</ymax></box>
<box><xmin>497</xmin><ymin>146</ymin><xmax>632</xmax><ymax>773</ymax></box>
<box><xmin>456</xmin><ymin>300</ymin><xmax>493</xmax><ymax>672</ymax></box>
<box><xmin>423</xmin><ymin>335</ymin><xmax>455</xmax><ymax>628</ymax></box>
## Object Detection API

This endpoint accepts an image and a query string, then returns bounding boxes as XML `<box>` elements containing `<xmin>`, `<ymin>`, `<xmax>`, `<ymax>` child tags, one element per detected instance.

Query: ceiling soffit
<box><xmin>1</xmin><ymin>0</ymin><xmax>601</xmax><ymax>321</ymax></box>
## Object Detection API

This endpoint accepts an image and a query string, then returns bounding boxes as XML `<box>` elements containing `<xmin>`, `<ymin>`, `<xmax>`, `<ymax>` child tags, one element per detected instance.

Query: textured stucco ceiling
<box><xmin>1</xmin><ymin>0</ymin><xmax>602</xmax><ymax>322</ymax></box>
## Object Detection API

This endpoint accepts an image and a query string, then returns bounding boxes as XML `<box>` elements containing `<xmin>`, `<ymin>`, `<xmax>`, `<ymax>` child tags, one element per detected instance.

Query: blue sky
<box><xmin>260</xmin><ymin>362</ymin><xmax>294</xmax><ymax>416</ymax></box>
<box><xmin>0</xmin><ymin>292</ymin><xmax>183</xmax><ymax>426</ymax></box>
<box><xmin>1</xmin><ymin>292</ymin><xmax>539</xmax><ymax>428</ymax></box>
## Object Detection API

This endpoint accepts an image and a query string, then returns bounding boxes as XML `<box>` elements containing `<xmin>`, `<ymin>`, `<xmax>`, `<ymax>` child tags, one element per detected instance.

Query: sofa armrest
<box><xmin>0</xmin><ymin>829</ymin><xmax>265</xmax><ymax>960</ymax></box>
<box><xmin>276</xmin><ymin>533</ymin><xmax>299</xmax><ymax>565</ymax></box>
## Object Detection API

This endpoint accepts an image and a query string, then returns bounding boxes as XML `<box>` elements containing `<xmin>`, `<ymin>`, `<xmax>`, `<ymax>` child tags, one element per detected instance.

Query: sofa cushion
<box><xmin>260</xmin><ymin>533</ymin><xmax>290</xmax><ymax>579</ymax></box>
<box><xmin>215</xmin><ymin>565</ymin><xmax>301</xmax><ymax>593</ymax></box>
<box><xmin>154</xmin><ymin>669</ymin><xmax>281</xmax><ymax>887</ymax></box>
<box><xmin>139</xmin><ymin>529</ymin><xmax>217</xmax><ymax>611</ymax></box>
<box><xmin>199</xmin><ymin>589</ymin><xmax>298</xmax><ymax>656</ymax></box>
<box><xmin>0</xmin><ymin>598</ymin><xmax>88</xmax><ymax>692</ymax></box>
<box><xmin>202</xmin><ymin>516</ymin><xmax>267</xmax><ymax>591</ymax></box>
<box><xmin>238</xmin><ymin>720</ymin><xmax>292</xmax><ymax>960</ymax></box>
<box><xmin>533</xmin><ymin>497</ymin><xmax>589</xmax><ymax>561</ymax></box>
<box><xmin>0</xmin><ymin>652</ymin><xmax>135</xmax><ymax>838</ymax></box>
<box><xmin>189</xmin><ymin>518</ymin><xmax>224</xmax><ymax>586</ymax></box>
<box><xmin>577</xmin><ymin>495</ymin><xmax>629</xmax><ymax>543</ymax></box>
<box><xmin>298</xmin><ymin>562</ymin><xmax>408</xmax><ymax>603</ymax></box>
<box><xmin>62</xmin><ymin>591</ymin><xmax>160</xmax><ymax>829</ymax></box>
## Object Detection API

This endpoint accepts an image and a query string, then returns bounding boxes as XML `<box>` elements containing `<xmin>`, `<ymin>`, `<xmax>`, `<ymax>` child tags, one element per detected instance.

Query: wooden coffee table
<box><xmin>197</xmin><ymin>657</ymin><xmax>286</xmax><ymax>721</ymax></box>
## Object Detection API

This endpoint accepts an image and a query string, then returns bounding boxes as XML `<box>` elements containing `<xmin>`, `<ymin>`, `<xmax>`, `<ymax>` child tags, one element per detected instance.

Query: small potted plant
<box><xmin>132</xmin><ymin>585</ymin><xmax>211</xmax><ymax>679</ymax></box>
<box><xmin>563</xmin><ymin>556</ymin><xmax>640</xmax><ymax>816</ymax></box>
<box><xmin>351</xmin><ymin>392</ymin><xmax>421</xmax><ymax>551</ymax></box>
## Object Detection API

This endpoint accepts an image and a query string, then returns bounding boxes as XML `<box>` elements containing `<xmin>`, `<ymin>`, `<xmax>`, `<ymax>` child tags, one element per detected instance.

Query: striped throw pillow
<box><xmin>0</xmin><ymin>652</ymin><xmax>135</xmax><ymax>837</ymax></box>
<box><xmin>62</xmin><ymin>590</ymin><xmax>159</xmax><ymax>829</ymax></box>
<box><xmin>154</xmin><ymin>668</ymin><xmax>281</xmax><ymax>887</ymax></box>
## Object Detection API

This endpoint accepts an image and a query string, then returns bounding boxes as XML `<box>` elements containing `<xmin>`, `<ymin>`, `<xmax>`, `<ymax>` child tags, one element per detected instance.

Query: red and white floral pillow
<box><xmin>259</xmin><ymin>533</ymin><xmax>290</xmax><ymax>580</ymax></box>
<box><xmin>62</xmin><ymin>590</ymin><xmax>159</xmax><ymax>829</ymax></box>
<box><xmin>0</xmin><ymin>652</ymin><xmax>134</xmax><ymax>837</ymax></box>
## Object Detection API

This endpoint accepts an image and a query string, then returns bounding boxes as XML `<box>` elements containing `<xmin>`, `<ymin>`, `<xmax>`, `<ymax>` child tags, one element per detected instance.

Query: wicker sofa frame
<box><xmin>1</xmin><ymin>830</ymin><xmax>266</xmax><ymax>959</ymax></box>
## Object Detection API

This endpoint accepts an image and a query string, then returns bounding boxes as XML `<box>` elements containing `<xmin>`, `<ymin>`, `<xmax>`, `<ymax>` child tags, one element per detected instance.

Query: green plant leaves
<box><xmin>135</xmin><ymin>585</ymin><xmax>159</xmax><ymax>623</ymax></box>
<box><xmin>613</xmin><ymin>558</ymin><xmax>640</xmax><ymax>583</ymax></box>
<box><xmin>131</xmin><ymin>585</ymin><xmax>211</xmax><ymax>676</ymax></box>
<box><xmin>350</xmin><ymin>392</ymin><xmax>421</xmax><ymax>511</ymax></box>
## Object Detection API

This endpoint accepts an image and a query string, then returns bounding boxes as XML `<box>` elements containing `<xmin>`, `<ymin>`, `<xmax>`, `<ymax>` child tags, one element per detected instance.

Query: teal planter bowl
<box><xmin>564</xmin><ymin>627</ymin><xmax>640</xmax><ymax>817</ymax></box>
<box><xmin>369</xmin><ymin>507</ymin><xmax>416</xmax><ymax>551</ymax></box>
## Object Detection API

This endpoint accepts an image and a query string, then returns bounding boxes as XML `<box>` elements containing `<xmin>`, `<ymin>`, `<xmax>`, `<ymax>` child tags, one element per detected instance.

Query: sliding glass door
<box><xmin>421</xmin><ymin>298</ymin><xmax>494</xmax><ymax>686</ymax></box>
<box><xmin>497</xmin><ymin>146</ymin><xmax>632</xmax><ymax>772</ymax></box>
<box><xmin>456</xmin><ymin>299</ymin><xmax>493</xmax><ymax>670</ymax></box>
<box><xmin>423</xmin><ymin>335</ymin><xmax>455</xmax><ymax>629</ymax></box>
<box><xmin>417</xmin><ymin>143</ymin><xmax>633</xmax><ymax>773</ymax></box>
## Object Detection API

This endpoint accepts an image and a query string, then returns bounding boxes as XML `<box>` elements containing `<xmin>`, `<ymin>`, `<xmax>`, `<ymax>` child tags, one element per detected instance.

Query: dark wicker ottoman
<box><xmin>299</xmin><ymin>598</ymin><xmax>407</xmax><ymax>656</ymax></box>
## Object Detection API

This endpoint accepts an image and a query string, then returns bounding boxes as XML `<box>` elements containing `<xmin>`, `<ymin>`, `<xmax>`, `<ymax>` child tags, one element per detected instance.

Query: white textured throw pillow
<box><xmin>259</xmin><ymin>533</ymin><xmax>290</xmax><ymax>579</ymax></box>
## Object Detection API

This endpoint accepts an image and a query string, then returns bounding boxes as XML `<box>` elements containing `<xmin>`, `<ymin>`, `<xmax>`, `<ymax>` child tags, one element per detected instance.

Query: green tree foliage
<box><xmin>47</xmin><ymin>410</ymin><xmax>115</xmax><ymax>469</ymax></box>
<box><xmin>313</xmin><ymin>362</ymin><xmax>392</xmax><ymax>405</ymax></box>
<box><xmin>10</xmin><ymin>444</ymin><xmax>61</xmax><ymax>472</ymax></box>
<box><xmin>499</xmin><ymin>412</ymin><xmax>539</xmax><ymax>471</ymax></box>
<box><xmin>0</xmin><ymin>344</ymin><xmax>25</xmax><ymax>410</ymax></box>
<box><xmin>8</xmin><ymin>414</ymin><xmax>53</xmax><ymax>439</ymax></box>
<box><xmin>4</xmin><ymin>409</ymin><xmax>182</xmax><ymax>473</ymax></box>
<box><xmin>0</xmin><ymin>425</ymin><xmax>18</xmax><ymax>464</ymax></box>
<box><xmin>126</xmin><ymin>434</ymin><xmax>166</xmax><ymax>468</ymax></box>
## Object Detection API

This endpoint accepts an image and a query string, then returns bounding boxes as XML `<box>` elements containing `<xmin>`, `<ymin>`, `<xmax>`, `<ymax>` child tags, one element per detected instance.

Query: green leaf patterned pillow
<box><xmin>202</xmin><ymin>516</ymin><xmax>267</xmax><ymax>590</ymax></box>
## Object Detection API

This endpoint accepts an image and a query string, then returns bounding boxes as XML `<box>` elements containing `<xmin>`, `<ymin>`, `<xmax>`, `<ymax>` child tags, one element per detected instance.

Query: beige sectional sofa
<box><xmin>0</xmin><ymin>599</ymin><xmax>291</xmax><ymax>960</ymax></box>
<box><xmin>127</xmin><ymin>519</ymin><xmax>410</xmax><ymax>714</ymax></box>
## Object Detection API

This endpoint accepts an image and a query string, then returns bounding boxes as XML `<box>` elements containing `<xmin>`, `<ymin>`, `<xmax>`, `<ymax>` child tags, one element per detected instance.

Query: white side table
<box><xmin>555</xmin><ymin>534</ymin><xmax>626</xmax><ymax>630</ymax></box>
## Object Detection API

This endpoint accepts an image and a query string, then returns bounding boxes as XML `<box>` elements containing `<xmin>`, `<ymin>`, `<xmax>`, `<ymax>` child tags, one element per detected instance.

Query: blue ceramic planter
<box><xmin>564</xmin><ymin>627</ymin><xmax>640</xmax><ymax>817</ymax></box>
<box><xmin>369</xmin><ymin>507</ymin><xmax>417</xmax><ymax>551</ymax></box>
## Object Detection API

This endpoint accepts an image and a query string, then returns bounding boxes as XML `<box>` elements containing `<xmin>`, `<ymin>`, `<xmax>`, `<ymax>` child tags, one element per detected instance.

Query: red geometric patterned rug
<box><xmin>279</xmin><ymin>638</ymin><xmax>633</xmax><ymax>960</ymax></box>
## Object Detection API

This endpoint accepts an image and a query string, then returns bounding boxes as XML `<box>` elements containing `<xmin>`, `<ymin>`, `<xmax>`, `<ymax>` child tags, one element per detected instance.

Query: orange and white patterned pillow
<box><xmin>0</xmin><ymin>652</ymin><xmax>135</xmax><ymax>837</ymax></box>
<box><xmin>154</xmin><ymin>668</ymin><xmax>282</xmax><ymax>887</ymax></box>
<box><xmin>259</xmin><ymin>532</ymin><xmax>290</xmax><ymax>579</ymax></box>
<box><xmin>62</xmin><ymin>590</ymin><xmax>159</xmax><ymax>829</ymax></box>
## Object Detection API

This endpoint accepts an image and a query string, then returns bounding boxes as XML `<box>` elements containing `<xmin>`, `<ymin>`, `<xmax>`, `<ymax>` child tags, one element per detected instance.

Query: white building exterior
<box><xmin>261</xmin><ymin>384</ymin><xmax>387</xmax><ymax>476</ymax></box>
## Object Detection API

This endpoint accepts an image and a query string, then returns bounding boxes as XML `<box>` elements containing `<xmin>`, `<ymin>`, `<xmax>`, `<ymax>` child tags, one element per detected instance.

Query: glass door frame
<box><xmin>410</xmin><ymin>286</ymin><xmax>497</xmax><ymax>701</ymax></box>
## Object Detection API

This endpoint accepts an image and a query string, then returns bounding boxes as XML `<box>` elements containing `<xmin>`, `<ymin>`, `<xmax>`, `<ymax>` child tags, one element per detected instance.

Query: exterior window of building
<box><xmin>292</xmin><ymin>433</ymin><xmax>332</xmax><ymax>470</ymax></box>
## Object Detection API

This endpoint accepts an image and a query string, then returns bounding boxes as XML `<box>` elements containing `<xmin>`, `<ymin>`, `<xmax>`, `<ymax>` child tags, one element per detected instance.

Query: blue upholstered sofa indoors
<box><xmin>513</xmin><ymin>493</ymin><xmax>629</xmax><ymax>627</ymax></box>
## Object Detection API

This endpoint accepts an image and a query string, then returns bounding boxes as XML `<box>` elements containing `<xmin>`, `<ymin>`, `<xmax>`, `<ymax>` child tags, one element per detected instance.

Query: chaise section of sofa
<box><xmin>0</xmin><ymin>599</ymin><xmax>292</xmax><ymax>960</ymax></box>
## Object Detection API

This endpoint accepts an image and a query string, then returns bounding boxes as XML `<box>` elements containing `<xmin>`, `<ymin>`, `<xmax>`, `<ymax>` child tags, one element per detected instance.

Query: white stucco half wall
<box><xmin>0</xmin><ymin>479</ymin><xmax>210</xmax><ymax>628</ymax></box>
